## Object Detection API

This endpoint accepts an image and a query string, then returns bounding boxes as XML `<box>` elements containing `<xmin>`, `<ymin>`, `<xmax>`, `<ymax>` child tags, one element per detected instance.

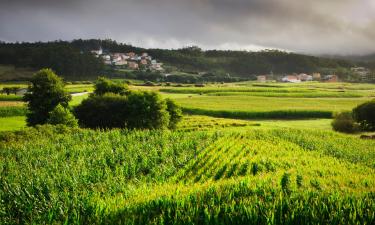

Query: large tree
<box><xmin>23</xmin><ymin>69</ymin><xmax>71</xmax><ymax>126</ymax></box>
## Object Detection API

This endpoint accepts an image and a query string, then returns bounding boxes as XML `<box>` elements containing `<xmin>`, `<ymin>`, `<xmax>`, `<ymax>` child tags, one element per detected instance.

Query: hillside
<box><xmin>0</xmin><ymin>39</ymin><xmax>357</xmax><ymax>81</ymax></box>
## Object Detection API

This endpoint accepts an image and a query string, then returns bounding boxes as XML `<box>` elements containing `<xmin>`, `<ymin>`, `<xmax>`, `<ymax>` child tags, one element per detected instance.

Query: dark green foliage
<box><xmin>352</xmin><ymin>100</ymin><xmax>375</xmax><ymax>131</ymax></box>
<box><xmin>94</xmin><ymin>77</ymin><xmax>129</xmax><ymax>96</ymax></box>
<box><xmin>331</xmin><ymin>112</ymin><xmax>359</xmax><ymax>133</ymax></box>
<box><xmin>74</xmin><ymin>92</ymin><xmax>171</xmax><ymax>129</ymax></box>
<box><xmin>74</xmin><ymin>94</ymin><xmax>129</xmax><ymax>128</ymax></box>
<box><xmin>281</xmin><ymin>172</ymin><xmax>292</xmax><ymax>194</ymax></box>
<box><xmin>47</xmin><ymin>104</ymin><xmax>78</xmax><ymax>127</ymax></box>
<box><xmin>0</xmin><ymin>41</ymin><xmax>104</xmax><ymax>78</ymax></box>
<box><xmin>126</xmin><ymin>91</ymin><xmax>169</xmax><ymax>129</ymax></box>
<box><xmin>166</xmin><ymin>98</ymin><xmax>183</xmax><ymax>129</ymax></box>
<box><xmin>296</xmin><ymin>174</ymin><xmax>303</xmax><ymax>188</ymax></box>
<box><xmin>23</xmin><ymin>69</ymin><xmax>71</xmax><ymax>126</ymax></box>
<box><xmin>183</xmin><ymin>108</ymin><xmax>332</xmax><ymax>120</ymax></box>
<box><xmin>0</xmin><ymin>106</ymin><xmax>27</xmax><ymax>117</ymax></box>
<box><xmin>1</xmin><ymin>86</ymin><xmax>21</xmax><ymax>95</ymax></box>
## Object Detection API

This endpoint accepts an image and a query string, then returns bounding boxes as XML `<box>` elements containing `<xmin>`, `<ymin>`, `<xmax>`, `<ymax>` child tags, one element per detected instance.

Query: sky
<box><xmin>0</xmin><ymin>0</ymin><xmax>374</xmax><ymax>55</ymax></box>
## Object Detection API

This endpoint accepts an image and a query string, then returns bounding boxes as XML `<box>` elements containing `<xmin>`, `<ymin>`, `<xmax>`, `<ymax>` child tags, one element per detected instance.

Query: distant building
<box><xmin>351</xmin><ymin>67</ymin><xmax>371</xmax><ymax>81</ymax></box>
<box><xmin>128</xmin><ymin>61</ymin><xmax>139</xmax><ymax>70</ymax></box>
<box><xmin>140</xmin><ymin>59</ymin><xmax>148</xmax><ymax>65</ymax></box>
<box><xmin>298</xmin><ymin>73</ymin><xmax>313</xmax><ymax>81</ymax></box>
<box><xmin>257</xmin><ymin>75</ymin><xmax>267</xmax><ymax>82</ymax></box>
<box><xmin>312</xmin><ymin>73</ymin><xmax>321</xmax><ymax>80</ymax></box>
<box><xmin>114</xmin><ymin>60</ymin><xmax>128</xmax><ymax>66</ymax></box>
<box><xmin>322</xmin><ymin>75</ymin><xmax>338</xmax><ymax>82</ymax></box>
<box><xmin>282</xmin><ymin>75</ymin><xmax>300</xmax><ymax>83</ymax></box>
<box><xmin>150</xmin><ymin>63</ymin><xmax>163</xmax><ymax>71</ymax></box>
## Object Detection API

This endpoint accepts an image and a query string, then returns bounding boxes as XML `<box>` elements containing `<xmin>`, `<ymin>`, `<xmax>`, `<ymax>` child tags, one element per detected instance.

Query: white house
<box><xmin>282</xmin><ymin>75</ymin><xmax>301</xmax><ymax>83</ymax></box>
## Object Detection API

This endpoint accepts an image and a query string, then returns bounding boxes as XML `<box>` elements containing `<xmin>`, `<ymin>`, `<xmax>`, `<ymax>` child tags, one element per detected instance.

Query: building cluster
<box><xmin>257</xmin><ymin>73</ymin><xmax>338</xmax><ymax>83</ymax></box>
<box><xmin>351</xmin><ymin>67</ymin><xmax>374</xmax><ymax>82</ymax></box>
<box><xmin>91</xmin><ymin>48</ymin><xmax>164</xmax><ymax>71</ymax></box>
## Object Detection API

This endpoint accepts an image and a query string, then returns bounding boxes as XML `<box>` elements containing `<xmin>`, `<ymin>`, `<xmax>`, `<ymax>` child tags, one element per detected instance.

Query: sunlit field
<box><xmin>1</xmin><ymin>81</ymin><xmax>375</xmax><ymax>224</ymax></box>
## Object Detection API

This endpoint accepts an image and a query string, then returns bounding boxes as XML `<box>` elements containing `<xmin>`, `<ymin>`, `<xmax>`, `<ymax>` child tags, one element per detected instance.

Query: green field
<box><xmin>0</xmin><ymin>126</ymin><xmax>374</xmax><ymax>224</ymax></box>
<box><xmin>1</xmin><ymin>82</ymin><xmax>375</xmax><ymax>224</ymax></box>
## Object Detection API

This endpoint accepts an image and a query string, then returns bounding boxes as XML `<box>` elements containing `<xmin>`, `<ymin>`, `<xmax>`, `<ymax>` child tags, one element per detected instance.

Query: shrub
<box><xmin>47</xmin><ymin>104</ymin><xmax>78</xmax><ymax>127</ymax></box>
<box><xmin>126</xmin><ymin>91</ymin><xmax>170</xmax><ymax>129</ymax></box>
<box><xmin>94</xmin><ymin>77</ymin><xmax>129</xmax><ymax>96</ymax></box>
<box><xmin>166</xmin><ymin>98</ymin><xmax>182</xmax><ymax>129</ymax></box>
<box><xmin>23</xmin><ymin>69</ymin><xmax>71</xmax><ymax>126</ymax></box>
<box><xmin>74</xmin><ymin>94</ymin><xmax>129</xmax><ymax>129</ymax></box>
<box><xmin>331</xmin><ymin>112</ymin><xmax>359</xmax><ymax>133</ymax></box>
<box><xmin>74</xmin><ymin>92</ymin><xmax>171</xmax><ymax>129</ymax></box>
<box><xmin>352</xmin><ymin>100</ymin><xmax>375</xmax><ymax>131</ymax></box>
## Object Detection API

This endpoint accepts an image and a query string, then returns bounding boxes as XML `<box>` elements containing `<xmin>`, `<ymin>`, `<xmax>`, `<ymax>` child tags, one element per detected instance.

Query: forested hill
<box><xmin>0</xmin><ymin>39</ymin><xmax>356</xmax><ymax>80</ymax></box>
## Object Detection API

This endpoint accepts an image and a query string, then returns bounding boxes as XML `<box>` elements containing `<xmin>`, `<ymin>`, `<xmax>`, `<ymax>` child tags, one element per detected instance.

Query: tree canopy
<box><xmin>23</xmin><ymin>69</ymin><xmax>71</xmax><ymax>126</ymax></box>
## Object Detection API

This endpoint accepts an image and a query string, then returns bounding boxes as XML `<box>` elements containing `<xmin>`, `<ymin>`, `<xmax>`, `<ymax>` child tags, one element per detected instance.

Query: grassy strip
<box><xmin>161</xmin><ymin>87</ymin><xmax>314</xmax><ymax>94</ymax></box>
<box><xmin>0</xmin><ymin>94</ymin><xmax>23</xmax><ymax>101</ymax></box>
<box><xmin>182</xmin><ymin>107</ymin><xmax>332</xmax><ymax>119</ymax></box>
<box><xmin>0</xmin><ymin>106</ymin><xmax>28</xmax><ymax>117</ymax></box>
<box><xmin>207</xmin><ymin>91</ymin><xmax>363</xmax><ymax>98</ymax></box>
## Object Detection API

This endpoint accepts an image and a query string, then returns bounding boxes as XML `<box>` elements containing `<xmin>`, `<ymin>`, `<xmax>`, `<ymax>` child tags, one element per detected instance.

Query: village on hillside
<box><xmin>257</xmin><ymin>67</ymin><xmax>373</xmax><ymax>83</ymax></box>
<box><xmin>91</xmin><ymin>48</ymin><xmax>164</xmax><ymax>71</ymax></box>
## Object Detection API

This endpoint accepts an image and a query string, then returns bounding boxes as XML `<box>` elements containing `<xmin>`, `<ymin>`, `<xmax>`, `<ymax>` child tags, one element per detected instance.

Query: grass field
<box><xmin>0</xmin><ymin>126</ymin><xmax>374</xmax><ymax>224</ymax></box>
<box><xmin>1</xmin><ymin>81</ymin><xmax>375</xmax><ymax>224</ymax></box>
<box><xmin>0</xmin><ymin>116</ymin><xmax>26</xmax><ymax>131</ymax></box>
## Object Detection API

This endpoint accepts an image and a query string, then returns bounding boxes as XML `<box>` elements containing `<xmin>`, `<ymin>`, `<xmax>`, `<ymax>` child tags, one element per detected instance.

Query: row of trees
<box><xmin>0</xmin><ymin>41</ymin><xmax>104</xmax><ymax>79</ymax></box>
<box><xmin>1</xmin><ymin>86</ymin><xmax>21</xmax><ymax>95</ymax></box>
<box><xmin>23</xmin><ymin>69</ymin><xmax>182</xmax><ymax>130</ymax></box>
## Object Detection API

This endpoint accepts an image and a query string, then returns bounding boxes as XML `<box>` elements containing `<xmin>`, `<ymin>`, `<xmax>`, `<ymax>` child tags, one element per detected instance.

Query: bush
<box><xmin>352</xmin><ymin>100</ymin><xmax>375</xmax><ymax>131</ymax></box>
<box><xmin>47</xmin><ymin>104</ymin><xmax>78</xmax><ymax>127</ymax></box>
<box><xmin>331</xmin><ymin>112</ymin><xmax>359</xmax><ymax>133</ymax></box>
<box><xmin>74</xmin><ymin>94</ymin><xmax>129</xmax><ymax>129</ymax></box>
<box><xmin>74</xmin><ymin>92</ymin><xmax>172</xmax><ymax>129</ymax></box>
<box><xmin>23</xmin><ymin>69</ymin><xmax>71</xmax><ymax>126</ymax></box>
<box><xmin>94</xmin><ymin>77</ymin><xmax>129</xmax><ymax>96</ymax></box>
<box><xmin>166</xmin><ymin>98</ymin><xmax>182</xmax><ymax>129</ymax></box>
<box><xmin>126</xmin><ymin>91</ymin><xmax>170</xmax><ymax>129</ymax></box>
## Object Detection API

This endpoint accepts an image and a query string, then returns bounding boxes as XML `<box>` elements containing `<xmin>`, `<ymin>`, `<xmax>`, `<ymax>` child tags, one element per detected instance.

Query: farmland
<box><xmin>0</xmin><ymin>126</ymin><xmax>374</xmax><ymax>224</ymax></box>
<box><xmin>0</xmin><ymin>81</ymin><xmax>375</xmax><ymax>224</ymax></box>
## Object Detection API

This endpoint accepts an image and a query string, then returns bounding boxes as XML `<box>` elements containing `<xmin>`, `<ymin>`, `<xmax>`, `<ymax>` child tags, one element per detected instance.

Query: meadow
<box><xmin>0</xmin><ymin>81</ymin><xmax>374</xmax><ymax>224</ymax></box>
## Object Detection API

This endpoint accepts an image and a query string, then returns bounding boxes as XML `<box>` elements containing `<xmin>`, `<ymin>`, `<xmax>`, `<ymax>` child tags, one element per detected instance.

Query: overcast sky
<box><xmin>0</xmin><ymin>0</ymin><xmax>374</xmax><ymax>55</ymax></box>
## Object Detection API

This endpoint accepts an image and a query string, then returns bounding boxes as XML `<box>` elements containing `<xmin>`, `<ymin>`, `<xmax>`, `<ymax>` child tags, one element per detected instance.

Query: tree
<box><xmin>352</xmin><ymin>100</ymin><xmax>375</xmax><ymax>131</ymax></box>
<box><xmin>94</xmin><ymin>77</ymin><xmax>130</xmax><ymax>96</ymax></box>
<box><xmin>23</xmin><ymin>69</ymin><xmax>71</xmax><ymax>126</ymax></box>
<box><xmin>166</xmin><ymin>98</ymin><xmax>182</xmax><ymax>129</ymax></box>
<box><xmin>47</xmin><ymin>104</ymin><xmax>78</xmax><ymax>127</ymax></box>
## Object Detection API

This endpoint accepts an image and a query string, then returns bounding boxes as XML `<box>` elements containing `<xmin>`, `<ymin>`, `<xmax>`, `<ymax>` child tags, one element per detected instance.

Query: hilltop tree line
<box><xmin>0</xmin><ymin>39</ymin><xmax>357</xmax><ymax>80</ymax></box>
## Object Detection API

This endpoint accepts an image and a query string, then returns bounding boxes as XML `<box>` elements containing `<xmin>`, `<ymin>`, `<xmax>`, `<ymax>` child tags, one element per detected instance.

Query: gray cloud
<box><xmin>0</xmin><ymin>0</ymin><xmax>374</xmax><ymax>55</ymax></box>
